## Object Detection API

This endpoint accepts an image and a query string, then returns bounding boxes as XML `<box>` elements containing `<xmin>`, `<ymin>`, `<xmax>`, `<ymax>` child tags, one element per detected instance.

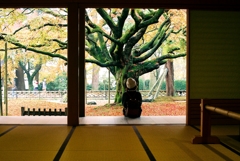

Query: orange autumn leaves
<box><xmin>6</xmin><ymin>100</ymin><xmax>185</xmax><ymax>116</ymax></box>
<box><xmin>86</xmin><ymin>102</ymin><xmax>186</xmax><ymax>116</ymax></box>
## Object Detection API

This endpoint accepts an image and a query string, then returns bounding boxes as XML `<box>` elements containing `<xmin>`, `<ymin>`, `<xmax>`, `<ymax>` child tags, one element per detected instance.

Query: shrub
<box><xmin>174</xmin><ymin>80</ymin><xmax>186</xmax><ymax>90</ymax></box>
<box><xmin>160</xmin><ymin>80</ymin><xmax>186</xmax><ymax>91</ymax></box>
<box><xmin>86</xmin><ymin>84</ymin><xmax>92</xmax><ymax>90</ymax></box>
<box><xmin>47</xmin><ymin>73</ymin><xmax>67</xmax><ymax>91</ymax></box>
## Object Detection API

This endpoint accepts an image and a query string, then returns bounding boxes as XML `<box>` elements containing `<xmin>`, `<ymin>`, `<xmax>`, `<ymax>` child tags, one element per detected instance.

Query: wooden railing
<box><xmin>192</xmin><ymin>99</ymin><xmax>240</xmax><ymax>144</ymax></box>
<box><xmin>21</xmin><ymin>107</ymin><xmax>68</xmax><ymax>116</ymax></box>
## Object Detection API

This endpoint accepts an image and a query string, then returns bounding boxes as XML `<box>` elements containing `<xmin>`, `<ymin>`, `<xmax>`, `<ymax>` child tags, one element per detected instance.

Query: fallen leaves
<box><xmin>4</xmin><ymin>99</ymin><xmax>186</xmax><ymax>116</ymax></box>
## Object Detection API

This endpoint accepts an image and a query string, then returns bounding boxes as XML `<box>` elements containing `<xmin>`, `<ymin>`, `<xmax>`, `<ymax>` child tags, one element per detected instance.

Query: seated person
<box><xmin>122</xmin><ymin>78</ymin><xmax>142</xmax><ymax>118</ymax></box>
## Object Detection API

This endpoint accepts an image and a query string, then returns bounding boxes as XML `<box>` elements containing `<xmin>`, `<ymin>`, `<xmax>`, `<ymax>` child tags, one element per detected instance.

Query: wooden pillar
<box><xmin>79</xmin><ymin>7</ymin><xmax>85</xmax><ymax>117</ymax></box>
<box><xmin>67</xmin><ymin>3</ymin><xmax>79</xmax><ymax>126</ymax></box>
<box><xmin>192</xmin><ymin>99</ymin><xmax>220</xmax><ymax>144</ymax></box>
<box><xmin>186</xmin><ymin>9</ymin><xmax>190</xmax><ymax>125</ymax></box>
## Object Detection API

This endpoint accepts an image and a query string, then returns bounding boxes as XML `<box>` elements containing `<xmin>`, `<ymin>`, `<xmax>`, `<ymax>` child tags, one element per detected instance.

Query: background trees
<box><xmin>0</xmin><ymin>8</ymin><xmax>67</xmax><ymax>91</ymax></box>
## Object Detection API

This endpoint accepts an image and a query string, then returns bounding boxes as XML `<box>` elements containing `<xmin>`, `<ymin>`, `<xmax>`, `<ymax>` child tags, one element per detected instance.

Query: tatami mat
<box><xmin>0</xmin><ymin>126</ymin><xmax>71</xmax><ymax>161</ymax></box>
<box><xmin>0</xmin><ymin>125</ymin><xmax>16</xmax><ymax>135</ymax></box>
<box><xmin>137</xmin><ymin>126</ymin><xmax>240</xmax><ymax>161</ymax></box>
<box><xmin>0</xmin><ymin>125</ymin><xmax>239</xmax><ymax>161</ymax></box>
<box><xmin>196</xmin><ymin>125</ymin><xmax>240</xmax><ymax>156</ymax></box>
<box><xmin>61</xmin><ymin>126</ymin><xmax>149</xmax><ymax>161</ymax></box>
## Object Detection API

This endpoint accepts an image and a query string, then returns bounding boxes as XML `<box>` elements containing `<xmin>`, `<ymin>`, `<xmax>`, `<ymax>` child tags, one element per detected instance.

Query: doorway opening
<box><xmin>85</xmin><ymin>8</ymin><xmax>187</xmax><ymax>117</ymax></box>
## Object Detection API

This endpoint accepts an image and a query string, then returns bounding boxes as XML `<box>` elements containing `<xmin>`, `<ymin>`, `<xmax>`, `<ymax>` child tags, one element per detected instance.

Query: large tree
<box><xmin>85</xmin><ymin>8</ymin><xmax>186</xmax><ymax>103</ymax></box>
<box><xmin>0</xmin><ymin>8</ymin><xmax>186</xmax><ymax>103</ymax></box>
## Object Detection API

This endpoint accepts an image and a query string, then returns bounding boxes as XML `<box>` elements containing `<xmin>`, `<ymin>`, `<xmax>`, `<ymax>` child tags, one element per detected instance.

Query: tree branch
<box><xmin>138</xmin><ymin>9</ymin><xmax>164</xmax><ymax>28</ymax></box>
<box><xmin>137</xmin><ymin>17</ymin><xmax>170</xmax><ymax>56</ymax></box>
<box><xmin>38</xmin><ymin>8</ymin><xmax>67</xmax><ymax>20</ymax></box>
<box><xmin>96</xmin><ymin>8</ymin><xmax>119</xmax><ymax>37</ymax></box>
<box><xmin>117</xmin><ymin>8</ymin><xmax>129</xmax><ymax>37</ymax></box>
<box><xmin>124</xmin><ymin>27</ymin><xmax>147</xmax><ymax>56</ymax></box>
<box><xmin>85</xmin><ymin>58</ymin><xmax>119</xmax><ymax>67</ymax></box>
<box><xmin>133</xmin><ymin>32</ymin><xmax>166</xmax><ymax>63</ymax></box>
<box><xmin>130</xmin><ymin>9</ymin><xmax>141</xmax><ymax>26</ymax></box>
<box><xmin>7</xmin><ymin>39</ymin><xmax>67</xmax><ymax>61</ymax></box>
<box><xmin>85</xmin><ymin>10</ymin><xmax>120</xmax><ymax>44</ymax></box>
<box><xmin>134</xmin><ymin>53</ymin><xmax>186</xmax><ymax>76</ymax></box>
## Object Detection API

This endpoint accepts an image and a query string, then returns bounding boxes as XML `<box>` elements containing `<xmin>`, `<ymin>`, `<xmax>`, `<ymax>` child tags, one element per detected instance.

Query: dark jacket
<box><xmin>122</xmin><ymin>90</ymin><xmax>142</xmax><ymax>109</ymax></box>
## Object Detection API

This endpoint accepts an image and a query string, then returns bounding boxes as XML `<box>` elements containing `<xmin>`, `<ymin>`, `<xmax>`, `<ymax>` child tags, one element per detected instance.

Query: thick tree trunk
<box><xmin>114</xmin><ymin>69</ymin><xmax>126</xmax><ymax>104</ymax></box>
<box><xmin>35</xmin><ymin>68</ymin><xmax>39</xmax><ymax>82</ymax></box>
<box><xmin>25</xmin><ymin>64</ymin><xmax>41</xmax><ymax>91</ymax></box>
<box><xmin>28</xmin><ymin>81</ymin><xmax>34</xmax><ymax>91</ymax></box>
<box><xmin>114</xmin><ymin>66</ymin><xmax>140</xmax><ymax>104</ymax></box>
<box><xmin>16</xmin><ymin>66</ymin><xmax>25</xmax><ymax>90</ymax></box>
<box><xmin>165</xmin><ymin>60</ymin><xmax>174</xmax><ymax>96</ymax></box>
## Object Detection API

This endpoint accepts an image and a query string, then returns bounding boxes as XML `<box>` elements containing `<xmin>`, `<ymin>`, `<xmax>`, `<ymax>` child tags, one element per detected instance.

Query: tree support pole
<box><xmin>4</xmin><ymin>42</ymin><xmax>8</xmax><ymax>116</ymax></box>
<box><xmin>108</xmin><ymin>69</ymin><xmax>110</xmax><ymax>105</ymax></box>
<box><xmin>192</xmin><ymin>99</ymin><xmax>220</xmax><ymax>144</ymax></box>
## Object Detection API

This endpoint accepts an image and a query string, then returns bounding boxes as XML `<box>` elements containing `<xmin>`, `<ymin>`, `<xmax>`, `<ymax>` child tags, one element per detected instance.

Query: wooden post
<box><xmin>59</xmin><ymin>109</ymin><xmax>62</xmax><ymax>116</ymax></box>
<box><xmin>21</xmin><ymin>107</ymin><xmax>25</xmax><ymax>116</ymax></box>
<box><xmin>27</xmin><ymin>108</ymin><xmax>30</xmax><ymax>116</ymax></box>
<box><xmin>65</xmin><ymin>107</ymin><xmax>68</xmax><ymax>116</ymax></box>
<box><xmin>79</xmin><ymin>7</ymin><xmax>85</xmax><ymax>117</ymax></box>
<box><xmin>192</xmin><ymin>99</ymin><xmax>220</xmax><ymax>144</ymax></box>
<box><xmin>67</xmin><ymin>3</ymin><xmax>79</xmax><ymax>125</ymax></box>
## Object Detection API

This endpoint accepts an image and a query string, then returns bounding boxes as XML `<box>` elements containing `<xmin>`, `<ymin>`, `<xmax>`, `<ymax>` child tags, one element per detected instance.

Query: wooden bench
<box><xmin>21</xmin><ymin>107</ymin><xmax>68</xmax><ymax>116</ymax></box>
